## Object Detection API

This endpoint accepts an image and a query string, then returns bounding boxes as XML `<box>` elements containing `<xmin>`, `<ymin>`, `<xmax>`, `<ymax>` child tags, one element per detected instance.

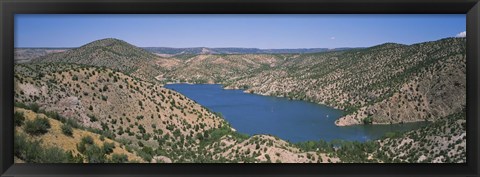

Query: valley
<box><xmin>13</xmin><ymin>37</ymin><xmax>466</xmax><ymax>163</ymax></box>
<box><xmin>158</xmin><ymin>38</ymin><xmax>466</xmax><ymax>126</ymax></box>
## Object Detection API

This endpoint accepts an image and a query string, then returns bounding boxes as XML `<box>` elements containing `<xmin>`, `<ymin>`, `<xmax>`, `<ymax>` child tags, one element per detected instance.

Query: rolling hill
<box><xmin>160</xmin><ymin>38</ymin><xmax>466</xmax><ymax>126</ymax></box>
<box><xmin>14</xmin><ymin>37</ymin><xmax>466</xmax><ymax>163</ymax></box>
<box><xmin>30</xmin><ymin>38</ymin><xmax>163</xmax><ymax>82</ymax></box>
<box><xmin>14</xmin><ymin>62</ymin><xmax>339</xmax><ymax>163</ymax></box>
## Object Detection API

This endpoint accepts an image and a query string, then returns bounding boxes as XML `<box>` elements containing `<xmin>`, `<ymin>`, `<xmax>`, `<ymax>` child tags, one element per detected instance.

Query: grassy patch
<box><xmin>24</xmin><ymin>116</ymin><xmax>51</xmax><ymax>136</ymax></box>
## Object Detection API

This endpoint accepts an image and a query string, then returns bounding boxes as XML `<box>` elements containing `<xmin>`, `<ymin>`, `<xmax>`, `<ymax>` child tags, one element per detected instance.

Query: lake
<box><xmin>165</xmin><ymin>84</ymin><xmax>428</xmax><ymax>143</ymax></box>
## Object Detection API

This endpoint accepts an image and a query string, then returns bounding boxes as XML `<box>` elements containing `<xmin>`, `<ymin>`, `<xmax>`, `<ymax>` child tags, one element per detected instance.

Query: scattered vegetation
<box><xmin>14</xmin><ymin>111</ymin><xmax>25</xmax><ymax>126</ymax></box>
<box><xmin>61</xmin><ymin>124</ymin><xmax>73</xmax><ymax>136</ymax></box>
<box><xmin>24</xmin><ymin>116</ymin><xmax>51</xmax><ymax>136</ymax></box>
<box><xmin>13</xmin><ymin>37</ymin><xmax>466</xmax><ymax>163</ymax></box>
<box><xmin>15</xmin><ymin>133</ymin><xmax>82</xmax><ymax>163</ymax></box>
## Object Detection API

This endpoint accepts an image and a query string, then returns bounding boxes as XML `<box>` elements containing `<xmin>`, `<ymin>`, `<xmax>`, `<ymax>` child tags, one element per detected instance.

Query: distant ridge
<box><xmin>143</xmin><ymin>47</ymin><xmax>358</xmax><ymax>55</ymax></box>
<box><xmin>16</xmin><ymin>45</ymin><xmax>360</xmax><ymax>62</ymax></box>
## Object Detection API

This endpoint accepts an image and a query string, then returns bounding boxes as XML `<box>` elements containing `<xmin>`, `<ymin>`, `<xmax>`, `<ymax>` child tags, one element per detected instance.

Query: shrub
<box><xmin>363</xmin><ymin>116</ymin><xmax>373</xmax><ymax>125</ymax></box>
<box><xmin>195</xmin><ymin>133</ymin><xmax>204</xmax><ymax>140</ymax></box>
<box><xmin>77</xmin><ymin>135</ymin><xmax>95</xmax><ymax>154</ymax></box>
<box><xmin>142</xmin><ymin>146</ymin><xmax>154</xmax><ymax>156</ymax></box>
<box><xmin>166</xmin><ymin>124</ymin><xmax>174</xmax><ymax>131</ymax></box>
<box><xmin>117</xmin><ymin>128</ymin><xmax>124</xmax><ymax>135</ymax></box>
<box><xmin>40</xmin><ymin>146</ymin><xmax>70</xmax><ymax>163</ymax></box>
<box><xmin>44</xmin><ymin>111</ymin><xmax>62</xmax><ymax>121</ymax></box>
<box><xmin>102</xmin><ymin>142</ymin><xmax>115</xmax><ymax>155</ymax></box>
<box><xmin>89</xmin><ymin>115</ymin><xmax>98</xmax><ymax>122</ymax></box>
<box><xmin>137</xmin><ymin>146</ymin><xmax>154</xmax><ymax>162</ymax></box>
<box><xmin>29</xmin><ymin>103</ymin><xmax>40</xmax><ymax>113</ymax></box>
<box><xmin>24</xmin><ymin>116</ymin><xmax>51</xmax><ymax>136</ymax></box>
<box><xmin>14</xmin><ymin>111</ymin><xmax>25</xmax><ymax>126</ymax></box>
<box><xmin>83</xmin><ymin>135</ymin><xmax>94</xmax><ymax>144</ymax></box>
<box><xmin>143</xmin><ymin>133</ymin><xmax>150</xmax><ymax>141</ymax></box>
<box><xmin>84</xmin><ymin>144</ymin><xmax>106</xmax><ymax>163</ymax></box>
<box><xmin>72</xmin><ymin>75</ymin><xmax>78</xmax><ymax>81</ymax></box>
<box><xmin>138</xmin><ymin>125</ymin><xmax>146</xmax><ymax>134</ymax></box>
<box><xmin>110</xmin><ymin>153</ymin><xmax>128</xmax><ymax>163</ymax></box>
<box><xmin>15</xmin><ymin>133</ymin><xmax>77</xmax><ymax>163</ymax></box>
<box><xmin>101</xmin><ymin>122</ymin><xmax>109</xmax><ymax>131</ymax></box>
<box><xmin>61</xmin><ymin>124</ymin><xmax>73</xmax><ymax>137</ymax></box>
<box><xmin>64</xmin><ymin>118</ymin><xmax>81</xmax><ymax>129</ymax></box>
<box><xmin>14</xmin><ymin>133</ymin><xmax>31</xmax><ymax>159</ymax></box>
<box><xmin>66</xmin><ymin>151</ymin><xmax>84</xmax><ymax>163</ymax></box>
<box><xmin>23</xmin><ymin>140</ymin><xmax>43</xmax><ymax>162</ymax></box>
<box><xmin>100</xmin><ymin>130</ymin><xmax>116</xmax><ymax>140</ymax></box>
<box><xmin>173</xmin><ymin>129</ymin><xmax>181</xmax><ymax>137</ymax></box>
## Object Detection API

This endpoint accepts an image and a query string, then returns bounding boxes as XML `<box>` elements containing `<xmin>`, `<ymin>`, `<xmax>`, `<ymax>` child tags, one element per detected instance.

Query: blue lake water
<box><xmin>165</xmin><ymin>84</ymin><xmax>428</xmax><ymax>143</ymax></box>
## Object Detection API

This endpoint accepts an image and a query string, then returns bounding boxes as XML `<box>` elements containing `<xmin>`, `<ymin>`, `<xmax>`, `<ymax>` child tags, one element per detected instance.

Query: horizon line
<box><xmin>15</xmin><ymin>36</ymin><xmax>464</xmax><ymax>49</ymax></box>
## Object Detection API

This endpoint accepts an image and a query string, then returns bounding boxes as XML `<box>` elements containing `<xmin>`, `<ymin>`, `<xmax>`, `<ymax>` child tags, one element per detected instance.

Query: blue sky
<box><xmin>15</xmin><ymin>14</ymin><xmax>465</xmax><ymax>49</ymax></box>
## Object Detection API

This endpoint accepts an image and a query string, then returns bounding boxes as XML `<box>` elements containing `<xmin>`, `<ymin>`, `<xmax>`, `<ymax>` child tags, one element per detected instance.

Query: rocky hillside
<box><xmin>28</xmin><ymin>38</ymin><xmax>465</xmax><ymax>127</ymax></box>
<box><xmin>373</xmin><ymin>110</ymin><xmax>466</xmax><ymax>163</ymax></box>
<box><xmin>162</xmin><ymin>38</ymin><xmax>466</xmax><ymax>126</ymax></box>
<box><xmin>14</xmin><ymin>62</ymin><xmax>338</xmax><ymax>163</ymax></box>
<box><xmin>209</xmin><ymin>134</ymin><xmax>340</xmax><ymax>163</ymax></box>
<box><xmin>30</xmin><ymin>38</ymin><xmax>163</xmax><ymax>82</ymax></box>
<box><xmin>159</xmin><ymin>54</ymin><xmax>287</xmax><ymax>83</ymax></box>
<box><xmin>291</xmin><ymin>109</ymin><xmax>466</xmax><ymax>163</ymax></box>
<box><xmin>14</xmin><ymin>38</ymin><xmax>466</xmax><ymax>163</ymax></box>
<box><xmin>14</xmin><ymin>62</ymin><xmax>224</xmax><ymax>149</ymax></box>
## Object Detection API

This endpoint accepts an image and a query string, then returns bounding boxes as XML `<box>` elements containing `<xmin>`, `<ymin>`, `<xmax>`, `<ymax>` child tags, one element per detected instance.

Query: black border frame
<box><xmin>1</xmin><ymin>0</ymin><xmax>479</xmax><ymax>176</ymax></box>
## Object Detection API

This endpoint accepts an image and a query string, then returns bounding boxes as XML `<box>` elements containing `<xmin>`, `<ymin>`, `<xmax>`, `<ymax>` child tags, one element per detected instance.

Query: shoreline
<box><xmin>164</xmin><ymin>82</ymin><xmax>433</xmax><ymax>128</ymax></box>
